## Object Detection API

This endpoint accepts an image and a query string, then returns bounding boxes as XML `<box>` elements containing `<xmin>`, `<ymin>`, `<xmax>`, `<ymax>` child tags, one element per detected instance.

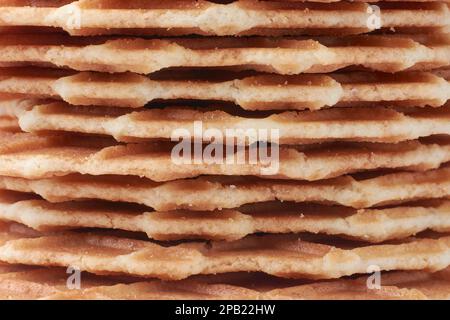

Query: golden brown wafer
<box><xmin>1</xmin><ymin>68</ymin><xmax>449</xmax><ymax>110</ymax></box>
<box><xmin>0</xmin><ymin>167</ymin><xmax>448</xmax><ymax>211</ymax></box>
<box><xmin>15</xmin><ymin>101</ymin><xmax>450</xmax><ymax>144</ymax></box>
<box><xmin>0</xmin><ymin>189</ymin><xmax>448</xmax><ymax>242</ymax></box>
<box><xmin>44</xmin><ymin>270</ymin><xmax>450</xmax><ymax>300</ymax></box>
<box><xmin>0</xmin><ymin>268</ymin><xmax>261</xmax><ymax>300</ymax></box>
<box><xmin>264</xmin><ymin>269</ymin><xmax>450</xmax><ymax>300</ymax></box>
<box><xmin>4</xmin><ymin>267</ymin><xmax>443</xmax><ymax>300</ymax></box>
<box><xmin>0</xmin><ymin>34</ymin><xmax>448</xmax><ymax>74</ymax></box>
<box><xmin>0</xmin><ymin>1</ymin><xmax>448</xmax><ymax>36</ymax></box>
<box><xmin>0</xmin><ymin>132</ymin><xmax>449</xmax><ymax>181</ymax></box>
<box><xmin>0</xmin><ymin>230</ymin><xmax>449</xmax><ymax>280</ymax></box>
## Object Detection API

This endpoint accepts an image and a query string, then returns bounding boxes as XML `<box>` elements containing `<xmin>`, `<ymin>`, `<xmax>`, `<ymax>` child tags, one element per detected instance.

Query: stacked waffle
<box><xmin>0</xmin><ymin>0</ymin><xmax>448</xmax><ymax>300</ymax></box>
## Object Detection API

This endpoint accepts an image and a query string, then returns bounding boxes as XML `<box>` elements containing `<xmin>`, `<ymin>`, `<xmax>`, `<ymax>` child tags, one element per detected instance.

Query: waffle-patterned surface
<box><xmin>1</xmin><ymin>68</ymin><xmax>449</xmax><ymax>110</ymax></box>
<box><xmin>0</xmin><ymin>34</ymin><xmax>449</xmax><ymax>74</ymax></box>
<box><xmin>0</xmin><ymin>1</ymin><xmax>448</xmax><ymax>36</ymax></box>
<box><xmin>0</xmin><ymin>230</ymin><xmax>449</xmax><ymax>280</ymax></box>
<box><xmin>0</xmin><ymin>167</ymin><xmax>448</xmax><ymax>211</ymax></box>
<box><xmin>0</xmin><ymin>132</ymin><xmax>449</xmax><ymax>181</ymax></box>
<box><xmin>0</xmin><ymin>189</ymin><xmax>448</xmax><ymax>242</ymax></box>
<box><xmin>14</xmin><ymin>101</ymin><xmax>450</xmax><ymax>144</ymax></box>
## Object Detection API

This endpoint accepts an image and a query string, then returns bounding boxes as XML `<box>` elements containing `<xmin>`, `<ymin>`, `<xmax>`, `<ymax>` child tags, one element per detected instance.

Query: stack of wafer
<box><xmin>0</xmin><ymin>0</ymin><xmax>448</xmax><ymax>300</ymax></box>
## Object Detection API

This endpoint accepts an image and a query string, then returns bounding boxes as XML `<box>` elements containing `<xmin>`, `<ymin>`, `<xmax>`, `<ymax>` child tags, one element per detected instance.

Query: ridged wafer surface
<box><xmin>1</xmin><ymin>68</ymin><xmax>449</xmax><ymax>110</ymax></box>
<box><xmin>0</xmin><ymin>34</ymin><xmax>448</xmax><ymax>74</ymax></box>
<box><xmin>0</xmin><ymin>189</ymin><xmax>449</xmax><ymax>242</ymax></box>
<box><xmin>15</xmin><ymin>101</ymin><xmax>450</xmax><ymax>144</ymax></box>
<box><xmin>265</xmin><ymin>268</ymin><xmax>450</xmax><ymax>300</ymax></box>
<box><xmin>0</xmin><ymin>132</ymin><xmax>449</xmax><ymax>181</ymax></box>
<box><xmin>0</xmin><ymin>1</ymin><xmax>448</xmax><ymax>36</ymax></box>
<box><xmin>0</xmin><ymin>231</ymin><xmax>449</xmax><ymax>280</ymax></box>
<box><xmin>3</xmin><ymin>267</ymin><xmax>444</xmax><ymax>300</ymax></box>
<box><xmin>4</xmin><ymin>262</ymin><xmax>448</xmax><ymax>299</ymax></box>
<box><xmin>0</xmin><ymin>167</ymin><xmax>448</xmax><ymax>211</ymax></box>
<box><xmin>0</xmin><ymin>268</ymin><xmax>261</xmax><ymax>300</ymax></box>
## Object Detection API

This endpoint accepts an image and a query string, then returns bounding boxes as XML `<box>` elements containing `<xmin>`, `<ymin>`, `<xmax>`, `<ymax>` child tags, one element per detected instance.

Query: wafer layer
<box><xmin>4</xmin><ymin>267</ymin><xmax>446</xmax><ymax>300</ymax></box>
<box><xmin>0</xmin><ymin>167</ymin><xmax>448</xmax><ymax>211</ymax></box>
<box><xmin>0</xmin><ymin>1</ymin><xmax>448</xmax><ymax>36</ymax></box>
<box><xmin>15</xmin><ymin>102</ymin><xmax>450</xmax><ymax>144</ymax></box>
<box><xmin>0</xmin><ymin>268</ymin><xmax>260</xmax><ymax>300</ymax></box>
<box><xmin>1</xmin><ymin>68</ymin><xmax>449</xmax><ymax>110</ymax></box>
<box><xmin>0</xmin><ymin>133</ymin><xmax>449</xmax><ymax>181</ymax></box>
<box><xmin>0</xmin><ymin>34</ymin><xmax>449</xmax><ymax>74</ymax></box>
<box><xmin>0</xmin><ymin>189</ymin><xmax>448</xmax><ymax>242</ymax></box>
<box><xmin>0</xmin><ymin>268</ymin><xmax>120</xmax><ymax>300</ymax></box>
<box><xmin>0</xmin><ymin>230</ymin><xmax>449</xmax><ymax>280</ymax></box>
<box><xmin>263</xmin><ymin>268</ymin><xmax>450</xmax><ymax>300</ymax></box>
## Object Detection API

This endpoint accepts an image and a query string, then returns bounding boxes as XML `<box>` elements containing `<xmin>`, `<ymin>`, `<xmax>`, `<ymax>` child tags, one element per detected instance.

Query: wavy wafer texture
<box><xmin>15</xmin><ymin>101</ymin><xmax>450</xmax><ymax>144</ymax></box>
<box><xmin>0</xmin><ymin>34</ymin><xmax>449</xmax><ymax>74</ymax></box>
<box><xmin>265</xmin><ymin>268</ymin><xmax>450</xmax><ymax>300</ymax></box>
<box><xmin>0</xmin><ymin>268</ymin><xmax>262</xmax><ymax>300</ymax></box>
<box><xmin>1</xmin><ymin>268</ymin><xmax>437</xmax><ymax>300</ymax></box>
<box><xmin>0</xmin><ymin>167</ymin><xmax>448</xmax><ymax>211</ymax></box>
<box><xmin>0</xmin><ymin>189</ymin><xmax>449</xmax><ymax>242</ymax></box>
<box><xmin>12</xmin><ymin>268</ymin><xmax>450</xmax><ymax>300</ymax></box>
<box><xmin>1</xmin><ymin>68</ymin><xmax>450</xmax><ymax>110</ymax></box>
<box><xmin>44</xmin><ymin>270</ymin><xmax>448</xmax><ymax>300</ymax></box>
<box><xmin>1</xmin><ymin>264</ymin><xmax>447</xmax><ymax>300</ymax></box>
<box><xmin>0</xmin><ymin>1</ymin><xmax>448</xmax><ymax>36</ymax></box>
<box><xmin>0</xmin><ymin>268</ymin><xmax>121</xmax><ymax>300</ymax></box>
<box><xmin>54</xmin><ymin>282</ymin><xmax>425</xmax><ymax>300</ymax></box>
<box><xmin>1</xmin><ymin>231</ymin><xmax>450</xmax><ymax>280</ymax></box>
<box><xmin>0</xmin><ymin>132</ymin><xmax>450</xmax><ymax>181</ymax></box>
